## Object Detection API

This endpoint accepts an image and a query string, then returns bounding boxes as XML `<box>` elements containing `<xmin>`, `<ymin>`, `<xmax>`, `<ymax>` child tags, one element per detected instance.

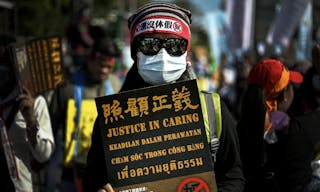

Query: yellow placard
<box><xmin>65</xmin><ymin>99</ymin><xmax>97</xmax><ymax>166</ymax></box>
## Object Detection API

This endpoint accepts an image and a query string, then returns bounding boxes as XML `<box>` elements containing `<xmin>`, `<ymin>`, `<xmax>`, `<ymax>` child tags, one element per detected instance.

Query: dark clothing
<box><xmin>83</xmin><ymin>64</ymin><xmax>245</xmax><ymax>192</ymax></box>
<box><xmin>83</xmin><ymin>101</ymin><xmax>244</xmax><ymax>192</ymax></box>
<box><xmin>0</xmin><ymin>148</ymin><xmax>15</xmax><ymax>191</ymax></box>
<box><xmin>290</xmin><ymin>67</ymin><xmax>320</xmax><ymax>115</ymax></box>
<box><xmin>239</xmin><ymin>110</ymin><xmax>320</xmax><ymax>192</ymax></box>
<box><xmin>82</xmin><ymin>119</ymin><xmax>108</xmax><ymax>192</ymax></box>
<box><xmin>274</xmin><ymin>111</ymin><xmax>320</xmax><ymax>192</ymax></box>
<box><xmin>214</xmin><ymin>101</ymin><xmax>245</xmax><ymax>191</ymax></box>
<box><xmin>301</xmin><ymin>67</ymin><xmax>320</xmax><ymax>112</ymax></box>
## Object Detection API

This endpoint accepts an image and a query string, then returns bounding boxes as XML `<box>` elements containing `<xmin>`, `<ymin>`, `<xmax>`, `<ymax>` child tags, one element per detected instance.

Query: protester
<box><xmin>215</xmin><ymin>53</ymin><xmax>237</xmax><ymax>116</ymax></box>
<box><xmin>0</xmin><ymin>34</ymin><xmax>55</xmax><ymax>191</ymax></box>
<box><xmin>290</xmin><ymin>43</ymin><xmax>320</xmax><ymax>116</ymax></box>
<box><xmin>47</xmin><ymin>38</ymin><xmax>122</xmax><ymax>192</ymax></box>
<box><xmin>234</xmin><ymin>54</ymin><xmax>253</xmax><ymax>120</ymax></box>
<box><xmin>237</xmin><ymin>59</ymin><xmax>320</xmax><ymax>192</ymax></box>
<box><xmin>83</xmin><ymin>2</ymin><xmax>245</xmax><ymax>192</ymax></box>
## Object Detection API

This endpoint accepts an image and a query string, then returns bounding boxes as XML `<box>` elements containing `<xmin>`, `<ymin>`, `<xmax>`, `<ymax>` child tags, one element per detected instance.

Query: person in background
<box><xmin>290</xmin><ymin>43</ymin><xmax>320</xmax><ymax>116</ymax></box>
<box><xmin>237</xmin><ymin>59</ymin><xmax>320</xmax><ymax>192</ymax></box>
<box><xmin>215</xmin><ymin>53</ymin><xmax>237</xmax><ymax>115</ymax></box>
<box><xmin>234</xmin><ymin>53</ymin><xmax>253</xmax><ymax>120</ymax></box>
<box><xmin>83</xmin><ymin>2</ymin><xmax>245</xmax><ymax>192</ymax></box>
<box><xmin>65</xmin><ymin>15</ymin><xmax>94</xmax><ymax>74</ymax></box>
<box><xmin>47</xmin><ymin>38</ymin><xmax>122</xmax><ymax>192</ymax></box>
<box><xmin>0</xmin><ymin>35</ymin><xmax>55</xmax><ymax>191</ymax></box>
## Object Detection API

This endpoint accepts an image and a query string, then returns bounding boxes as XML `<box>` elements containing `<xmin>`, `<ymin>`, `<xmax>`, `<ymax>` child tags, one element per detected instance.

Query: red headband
<box><xmin>130</xmin><ymin>16</ymin><xmax>191</xmax><ymax>50</ymax></box>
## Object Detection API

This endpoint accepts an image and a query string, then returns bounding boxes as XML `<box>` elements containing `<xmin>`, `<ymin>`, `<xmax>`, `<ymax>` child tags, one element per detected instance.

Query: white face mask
<box><xmin>137</xmin><ymin>48</ymin><xmax>187</xmax><ymax>85</ymax></box>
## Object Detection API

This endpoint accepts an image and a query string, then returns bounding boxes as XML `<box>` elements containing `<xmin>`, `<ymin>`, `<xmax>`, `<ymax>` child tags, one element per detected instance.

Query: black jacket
<box><xmin>274</xmin><ymin>111</ymin><xmax>320</xmax><ymax>192</ymax></box>
<box><xmin>290</xmin><ymin>67</ymin><xmax>320</xmax><ymax>115</ymax></box>
<box><xmin>239</xmin><ymin>109</ymin><xmax>320</xmax><ymax>192</ymax></box>
<box><xmin>83</xmin><ymin>64</ymin><xmax>245</xmax><ymax>192</ymax></box>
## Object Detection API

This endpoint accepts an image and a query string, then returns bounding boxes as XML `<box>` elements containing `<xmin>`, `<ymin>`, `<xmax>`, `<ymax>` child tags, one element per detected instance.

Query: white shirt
<box><xmin>0</xmin><ymin>87</ymin><xmax>55</xmax><ymax>192</ymax></box>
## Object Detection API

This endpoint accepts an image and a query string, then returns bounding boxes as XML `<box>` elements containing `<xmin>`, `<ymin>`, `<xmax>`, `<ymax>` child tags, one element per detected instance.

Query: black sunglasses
<box><xmin>138</xmin><ymin>37</ymin><xmax>188</xmax><ymax>57</ymax></box>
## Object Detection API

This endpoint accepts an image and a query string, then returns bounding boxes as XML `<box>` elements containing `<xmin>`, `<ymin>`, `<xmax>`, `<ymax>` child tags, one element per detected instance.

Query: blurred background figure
<box><xmin>46</xmin><ymin>37</ymin><xmax>122</xmax><ymax>192</ymax></box>
<box><xmin>193</xmin><ymin>46</ymin><xmax>212</xmax><ymax>91</ymax></box>
<box><xmin>234</xmin><ymin>53</ymin><xmax>253</xmax><ymax>120</ymax></box>
<box><xmin>215</xmin><ymin>53</ymin><xmax>237</xmax><ymax>116</ymax></box>
<box><xmin>290</xmin><ymin>42</ymin><xmax>320</xmax><ymax>116</ymax></box>
<box><xmin>0</xmin><ymin>34</ymin><xmax>55</xmax><ymax>192</ymax></box>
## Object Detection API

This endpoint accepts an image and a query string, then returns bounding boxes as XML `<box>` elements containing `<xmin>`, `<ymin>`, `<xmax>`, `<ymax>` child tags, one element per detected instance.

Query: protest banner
<box><xmin>95</xmin><ymin>79</ymin><xmax>217</xmax><ymax>192</ymax></box>
<box><xmin>10</xmin><ymin>36</ymin><xmax>64</xmax><ymax>96</ymax></box>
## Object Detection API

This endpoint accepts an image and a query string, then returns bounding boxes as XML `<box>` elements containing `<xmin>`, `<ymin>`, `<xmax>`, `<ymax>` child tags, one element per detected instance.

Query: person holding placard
<box><xmin>0</xmin><ymin>34</ymin><xmax>55</xmax><ymax>192</ymax></box>
<box><xmin>83</xmin><ymin>2</ymin><xmax>245</xmax><ymax>192</ymax></box>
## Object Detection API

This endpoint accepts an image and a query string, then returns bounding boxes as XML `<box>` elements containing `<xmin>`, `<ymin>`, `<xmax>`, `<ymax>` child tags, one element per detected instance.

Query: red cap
<box><xmin>289</xmin><ymin>70</ymin><xmax>303</xmax><ymax>83</ymax></box>
<box><xmin>248</xmin><ymin>59</ymin><xmax>303</xmax><ymax>96</ymax></box>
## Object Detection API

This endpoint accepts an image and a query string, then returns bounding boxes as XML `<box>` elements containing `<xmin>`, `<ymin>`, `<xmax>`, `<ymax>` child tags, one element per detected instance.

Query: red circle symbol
<box><xmin>177</xmin><ymin>177</ymin><xmax>210</xmax><ymax>192</ymax></box>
